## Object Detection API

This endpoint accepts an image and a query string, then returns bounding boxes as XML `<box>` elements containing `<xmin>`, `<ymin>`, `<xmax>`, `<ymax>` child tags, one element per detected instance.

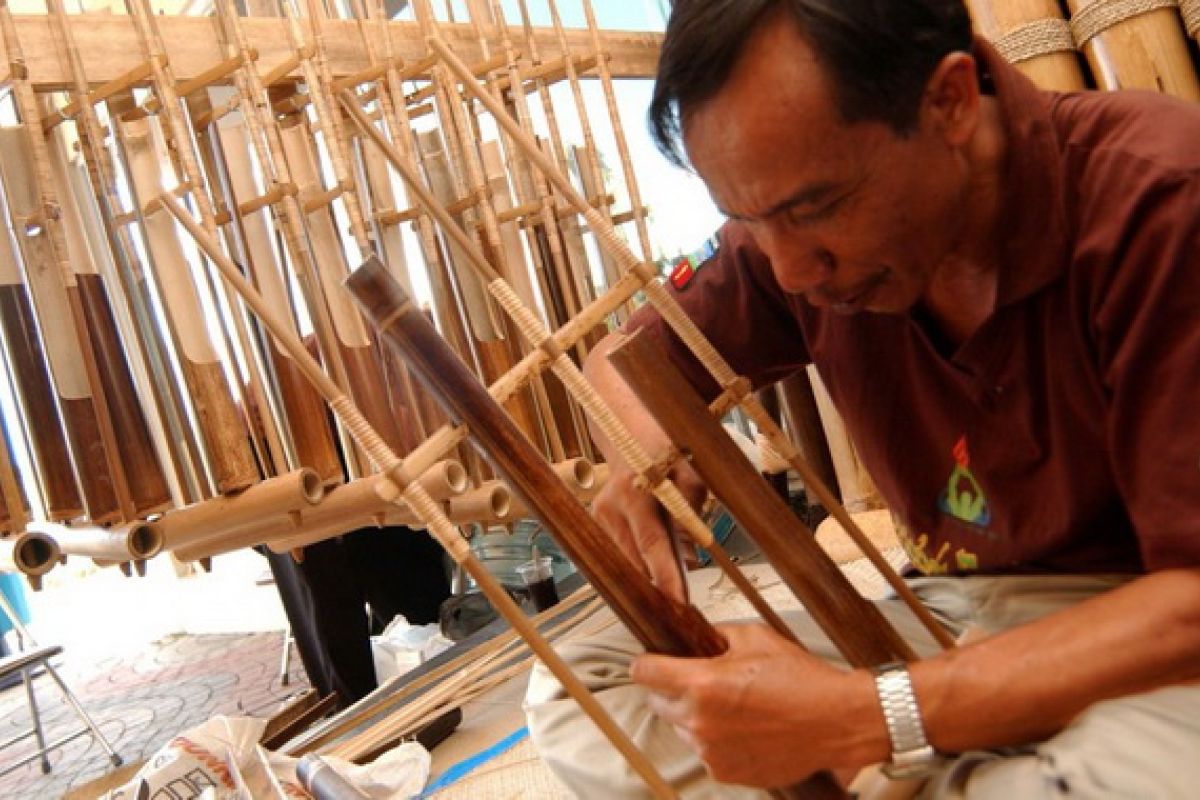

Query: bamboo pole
<box><xmin>778</xmin><ymin>371</ymin><xmax>840</xmax><ymax>505</ymax></box>
<box><xmin>347</xmin><ymin>260</ymin><xmax>840</xmax><ymax>800</ymax></box>
<box><xmin>431</xmin><ymin>38</ymin><xmax>956</xmax><ymax>650</ymax></box>
<box><xmin>0</xmin><ymin>406</ymin><xmax>29</xmax><ymax>533</ymax></box>
<box><xmin>156</xmin><ymin>192</ymin><xmax>675</xmax><ymax>800</ymax></box>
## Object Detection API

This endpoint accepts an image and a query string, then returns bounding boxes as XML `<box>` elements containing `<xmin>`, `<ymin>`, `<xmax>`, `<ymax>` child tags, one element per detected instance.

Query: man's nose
<box><xmin>755</xmin><ymin>226</ymin><xmax>834</xmax><ymax>293</ymax></box>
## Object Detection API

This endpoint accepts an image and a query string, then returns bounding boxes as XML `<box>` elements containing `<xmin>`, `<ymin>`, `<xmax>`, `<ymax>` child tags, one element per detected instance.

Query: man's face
<box><xmin>683</xmin><ymin>16</ymin><xmax>971</xmax><ymax>314</ymax></box>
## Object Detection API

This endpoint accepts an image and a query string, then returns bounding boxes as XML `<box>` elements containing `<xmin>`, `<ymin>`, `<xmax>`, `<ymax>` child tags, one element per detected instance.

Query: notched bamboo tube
<box><xmin>157</xmin><ymin>468</ymin><xmax>325</xmax><ymax>554</ymax></box>
<box><xmin>0</xmin><ymin>529</ymin><xmax>61</xmax><ymax>580</ymax></box>
<box><xmin>27</xmin><ymin>520</ymin><xmax>163</xmax><ymax>562</ymax></box>
<box><xmin>445</xmin><ymin>480</ymin><xmax>512</xmax><ymax>525</ymax></box>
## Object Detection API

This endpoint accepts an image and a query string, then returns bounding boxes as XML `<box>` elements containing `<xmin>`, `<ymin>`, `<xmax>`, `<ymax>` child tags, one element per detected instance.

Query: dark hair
<box><xmin>649</xmin><ymin>0</ymin><xmax>974</xmax><ymax>166</ymax></box>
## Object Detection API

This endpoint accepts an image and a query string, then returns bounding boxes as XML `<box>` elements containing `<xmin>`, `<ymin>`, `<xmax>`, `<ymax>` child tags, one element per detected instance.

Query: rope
<box><xmin>1070</xmin><ymin>0</ymin><xmax>1179</xmax><ymax>46</ymax></box>
<box><xmin>994</xmin><ymin>18</ymin><xmax>1077</xmax><ymax>64</ymax></box>
<box><xmin>1181</xmin><ymin>0</ymin><xmax>1200</xmax><ymax>36</ymax></box>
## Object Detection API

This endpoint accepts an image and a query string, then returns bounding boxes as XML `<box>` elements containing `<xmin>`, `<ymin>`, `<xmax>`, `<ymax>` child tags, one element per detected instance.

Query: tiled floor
<box><xmin>0</xmin><ymin>551</ymin><xmax>309</xmax><ymax>799</ymax></box>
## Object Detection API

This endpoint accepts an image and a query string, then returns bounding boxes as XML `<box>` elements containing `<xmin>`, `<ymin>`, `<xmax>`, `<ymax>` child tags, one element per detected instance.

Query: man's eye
<box><xmin>784</xmin><ymin>196</ymin><xmax>842</xmax><ymax>226</ymax></box>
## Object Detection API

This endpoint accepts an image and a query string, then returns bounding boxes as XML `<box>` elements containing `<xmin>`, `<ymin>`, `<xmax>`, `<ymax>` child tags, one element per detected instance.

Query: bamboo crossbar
<box><xmin>27</xmin><ymin>520</ymin><xmax>162</xmax><ymax>562</ymax></box>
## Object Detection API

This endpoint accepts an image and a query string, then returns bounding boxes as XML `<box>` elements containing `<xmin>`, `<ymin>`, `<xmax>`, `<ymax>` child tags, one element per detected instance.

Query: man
<box><xmin>525</xmin><ymin>0</ymin><xmax>1200</xmax><ymax>796</ymax></box>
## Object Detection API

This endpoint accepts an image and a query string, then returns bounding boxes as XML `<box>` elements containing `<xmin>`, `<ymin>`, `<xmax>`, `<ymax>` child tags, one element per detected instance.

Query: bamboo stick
<box><xmin>156</xmin><ymin>192</ymin><xmax>675</xmax><ymax>800</ymax></box>
<box><xmin>0</xmin><ymin>408</ymin><xmax>29</xmax><ymax>533</ymax></box>
<box><xmin>433</xmin><ymin>39</ymin><xmax>956</xmax><ymax>650</ymax></box>
<box><xmin>27</xmin><ymin>520</ymin><xmax>162</xmax><ymax>563</ymax></box>
<box><xmin>778</xmin><ymin>371</ymin><xmax>840</xmax><ymax>505</ymax></box>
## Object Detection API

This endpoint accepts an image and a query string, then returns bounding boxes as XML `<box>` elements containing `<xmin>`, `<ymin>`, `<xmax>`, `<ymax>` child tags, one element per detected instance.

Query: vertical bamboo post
<box><xmin>965</xmin><ymin>0</ymin><xmax>1088</xmax><ymax>90</ymax></box>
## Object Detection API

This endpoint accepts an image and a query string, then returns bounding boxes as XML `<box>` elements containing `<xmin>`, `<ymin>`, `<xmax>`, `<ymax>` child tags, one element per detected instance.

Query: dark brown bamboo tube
<box><xmin>608</xmin><ymin>329</ymin><xmax>917</xmax><ymax>668</ymax></box>
<box><xmin>349</xmin><ymin>259</ymin><xmax>841</xmax><ymax>799</ymax></box>
<box><xmin>0</xmin><ymin>277</ymin><xmax>82</xmax><ymax>520</ymax></box>
<box><xmin>0</xmin><ymin>414</ymin><xmax>28</xmax><ymax>533</ymax></box>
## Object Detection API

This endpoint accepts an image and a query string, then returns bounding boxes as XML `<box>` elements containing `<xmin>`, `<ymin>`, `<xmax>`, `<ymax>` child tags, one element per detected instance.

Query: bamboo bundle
<box><xmin>966</xmin><ymin>0</ymin><xmax>1088</xmax><ymax>90</ymax></box>
<box><xmin>1065</xmin><ymin>0</ymin><xmax>1200</xmax><ymax>98</ymax></box>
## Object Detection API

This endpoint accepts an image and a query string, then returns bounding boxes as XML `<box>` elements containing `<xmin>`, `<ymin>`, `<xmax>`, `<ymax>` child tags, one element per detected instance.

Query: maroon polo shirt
<box><xmin>628</xmin><ymin>40</ymin><xmax>1200</xmax><ymax>576</ymax></box>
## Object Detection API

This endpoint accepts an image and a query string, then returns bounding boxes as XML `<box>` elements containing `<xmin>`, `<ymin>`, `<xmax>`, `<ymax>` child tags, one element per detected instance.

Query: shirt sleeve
<box><xmin>623</xmin><ymin>221</ymin><xmax>811</xmax><ymax>402</ymax></box>
<box><xmin>1094</xmin><ymin>177</ymin><xmax>1200</xmax><ymax>571</ymax></box>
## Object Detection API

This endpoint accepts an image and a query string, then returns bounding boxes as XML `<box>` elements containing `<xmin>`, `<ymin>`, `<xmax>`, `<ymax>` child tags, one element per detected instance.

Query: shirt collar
<box><xmin>975</xmin><ymin>37</ymin><xmax>1071</xmax><ymax>305</ymax></box>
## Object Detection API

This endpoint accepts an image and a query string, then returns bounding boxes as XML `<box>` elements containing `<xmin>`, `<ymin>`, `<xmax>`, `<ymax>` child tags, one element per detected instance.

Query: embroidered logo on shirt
<box><xmin>938</xmin><ymin>435</ymin><xmax>992</xmax><ymax>527</ymax></box>
<box><xmin>669</xmin><ymin>257</ymin><xmax>696</xmax><ymax>290</ymax></box>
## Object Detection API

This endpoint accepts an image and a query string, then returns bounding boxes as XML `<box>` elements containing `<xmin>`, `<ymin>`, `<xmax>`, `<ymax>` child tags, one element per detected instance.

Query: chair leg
<box><xmin>42</xmin><ymin>664</ymin><xmax>122</xmax><ymax>766</ymax></box>
<box><xmin>22</xmin><ymin>668</ymin><xmax>52</xmax><ymax>774</ymax></box>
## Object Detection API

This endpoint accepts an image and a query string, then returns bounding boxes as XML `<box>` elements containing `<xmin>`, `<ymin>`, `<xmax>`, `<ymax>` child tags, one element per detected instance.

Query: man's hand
<box><xmin>631</xmin><ymin>622</ymin><xmax>886</xmax><ymax>787</ymax></box>
<box><xmin>590</xmin><ymin>461</ymin><xmax>706</xmax><ymax>603</ymax></box>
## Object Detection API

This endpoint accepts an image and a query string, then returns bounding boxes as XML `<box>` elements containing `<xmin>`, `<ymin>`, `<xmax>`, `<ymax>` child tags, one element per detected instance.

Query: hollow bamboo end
<box><xmin>554</xmin><ymin>457</ymin><xmax>595</xmax><ymax>491</ymax></box>
<box><xmin>128</xmin><ymin>522</ymin><xmax>164</xmax><ymax>560</ymax></box>
<box><xmin>16</xmin><ymin>531</ymin><xmax>61</xmax><ymax>577</ymax></box>
<box><xmin>346</xmin><ymin>255</ymin><xmax>410</xmax><ymax>326</ymax></box>
<box><xmin>299</xmin><ymin>468</ymin><xmax>326</xmax><ymax>505</ymax></box>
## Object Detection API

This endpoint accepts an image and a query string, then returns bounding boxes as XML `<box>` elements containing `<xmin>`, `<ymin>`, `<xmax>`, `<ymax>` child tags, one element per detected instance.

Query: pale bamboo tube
<box><xmin>444</xmin><ymin>480</ymin><xmax>512</xmax><ymax>524</ymax></box>
<box><xmin>340</xmin><ymin>91</ymin><xmax>801</xmax><ymax>644</ymax></box>
<box><xmin>27</xmin><ymin>520</ymin><xmax>162</xmax><ymax>562</ymax></box>
<box><xmin>0</xmin><ymin>126</ymin><xmax>123</xmax><ymax>523</ymax></box>
<box><xmin>1065</xmin><ymin>0</ymin><xmax>1200</xmax><ymax>98</ymax></box>
<box><xmin>581</xmin><ymin>0</ymin><xmax>654</xmax><ymax>263</ymax></box>
<box><xmin>212</xmin><ymin>112</ymin><xmax>343</xmax><ymax>484</ymax></box>
<box><xmin>44</xmin><ymin>0</ymin><xmax>199</xmax><ymax>508</ymax></box>
<box><xmin>430</xmin><ymin>40</ymin><xmax>956</xmax><ymax>650</ymax></box>
<box><xmin>157</xmin><ymin>468</ymin><xmax>324</xmax><ymax>554</ymax></box>
<box><xmin>0</xmin><ymin>529</ymin><xmax>60</xmax><ymax>580</ymax></box>
<box><xmin>965</xmin><ymin>0</ymin><xmax>1087</xmax><ymax>90</ymax></box>
<box><xmin>553</xmin><ymin>456</ymin><xmax>595</xmax><ymax>493</ymax></box>
<box><xmin>157</xmin><ymin>192</ymin><xmax>675</xmax><ymax>800</ymax></box>
<box><xmin>118</xmin><ymin>114</ymin><xmax>258</xmax><ymax>496</ymax></box>
<box><xmin>810</xmin><ymin>367</ymin><xmax>883</xmax><ymax>512</ymax></box>
<box><xmin>573</xmin><ymin>143</ymin><xmax>626</xmax><ymax>309</ymax></box>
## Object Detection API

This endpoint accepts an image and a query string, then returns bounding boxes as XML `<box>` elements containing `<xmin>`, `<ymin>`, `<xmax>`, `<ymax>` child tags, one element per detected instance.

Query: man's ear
<box><xmin>921</xmin><ymin>52</ymin><xmax>980</xmax><ymax>148</ymax></box>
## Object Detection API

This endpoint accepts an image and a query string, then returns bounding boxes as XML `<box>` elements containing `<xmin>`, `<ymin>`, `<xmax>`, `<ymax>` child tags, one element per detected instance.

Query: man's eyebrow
<box><xmin>720</xmin><ymin>182</ymin><xmax>838</xmax><ymax>222</ymax></box>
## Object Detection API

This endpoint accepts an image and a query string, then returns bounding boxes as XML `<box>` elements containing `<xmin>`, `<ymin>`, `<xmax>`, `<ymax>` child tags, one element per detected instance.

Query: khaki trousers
<box><xmin>525</xmin><ymin>574</ymin><xmax>1200</xmax><ymax>799</ymax></box>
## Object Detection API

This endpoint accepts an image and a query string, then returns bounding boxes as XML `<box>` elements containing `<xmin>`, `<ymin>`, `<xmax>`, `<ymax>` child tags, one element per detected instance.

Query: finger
<box><xmin>627</xmin><ymin>503</ymin><xmax>686</xmax><ymax>602</ymax></box>
<box><xmin>630</xmin><ymin>652</ymin><xmax>698</xmax><ymax>693</ymax></box>
<box><xmin>646</xmin><ymin>690</ymin><xmax>691</xmax><ymax>727</ymax></box>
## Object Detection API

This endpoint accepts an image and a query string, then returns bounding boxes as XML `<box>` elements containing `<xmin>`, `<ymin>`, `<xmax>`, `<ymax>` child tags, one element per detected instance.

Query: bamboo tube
<box><xmin>27</xmin><ymin>520</ymin><xmax>162</xmax><ymax>563</ymax></box>
<box><xmin>46</xmin><ymin>123</ymin><xmax>172</xmax><ymax>517</ymax></box>
<box><xmin>965</xmin><ymin>0</ymin><xmax>1087</xmax><ymax>90</ymax></box>
<box><xmin>157</xmin><ymin>468</ymin><xmax>324</xmax><ymax>554</ymax></box>
<box><xmin>348</xmin><ymin>261</ymin><xmax>841</xmax><ymax>800</ymax></box>
<box><xmin>0</xmin><ymin>413</ymin><xmax>29</xmax><ymax>533</ymax></box>
<box><xmin>609</xmin><ymin>331</ymin><xmax>915</xmax><ymax>666</ymax></box>
<box><xmin>445</xmin><ymin>479</ymin><xmax>512</xmax><ymax>524</ymax></box>
<box><xmin>44</xmin><ymin>0</ymin><xmax>200</xmax><ymax>508</ymax></box>
<box><xmin>0</xmin><ymin>200</ymin><xmax>83</xmax><ymax>521</ymax></box>
<box><xmin>211</xmin><ymin>113</ymin><xmax>343</xmax><ymax>485</ymax></box>
<box><xmin>432</xmin><ymin>39</ymin><xmax>956</xmax><ymax>650</ymax></box>
<box><xmin>117</xmin><ymin>114</ymin><xmax>258</xmax><ymax>495</ymax></box>
<box><xmin>0</xmin><ymin>126</ymin><xmax>124</xmax><ymax>523</ymax></box>
<box><xmin>0</xmin><ymin>529</ymin><xmax>60</xmax><ymax>581</ymax></box>
<box><xmin>157</xmin><ymin>194</ymin><xmax>675</xmax><ymax>800</ymax></box>
<box><xmin>1065</xmin><ymin>0</ymin><xmax>1200</xmax><ymax>98</ymax></box>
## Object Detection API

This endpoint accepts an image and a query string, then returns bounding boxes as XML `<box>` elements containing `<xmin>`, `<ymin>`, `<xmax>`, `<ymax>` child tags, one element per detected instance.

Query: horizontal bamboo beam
<box><xmin>1</xmin><ymin>15</ymin><xmax>661</xmax><ymax>89</ymax></box>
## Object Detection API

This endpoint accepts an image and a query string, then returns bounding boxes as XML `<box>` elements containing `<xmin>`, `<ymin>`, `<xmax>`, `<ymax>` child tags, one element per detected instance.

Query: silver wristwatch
<box><xmin>873</xmin><ymin>661</ymin><xmax>943</xmax><ymax>779</ymax></box>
